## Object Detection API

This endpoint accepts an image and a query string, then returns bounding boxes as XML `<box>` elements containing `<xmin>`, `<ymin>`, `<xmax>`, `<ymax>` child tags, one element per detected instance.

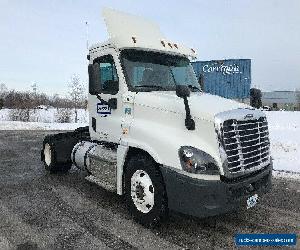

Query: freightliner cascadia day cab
<box><xmin>41</xmin><ymin>8</ymin><xmax>272</xmax><ymax>227</ymax></box>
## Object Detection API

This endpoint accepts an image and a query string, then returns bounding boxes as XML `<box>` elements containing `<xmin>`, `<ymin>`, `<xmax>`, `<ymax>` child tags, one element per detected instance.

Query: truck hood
<box><xmin>134</xmin><ymin>91</ymin><xmax>250</xmax><ymax>121</ymax></box>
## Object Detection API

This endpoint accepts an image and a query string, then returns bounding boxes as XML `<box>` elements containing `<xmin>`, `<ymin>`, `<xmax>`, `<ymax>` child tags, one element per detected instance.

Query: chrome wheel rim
<box><xmin>131</xmin><ymin>170</ymin><xmax>154</xmax><ymax>213</ymax></box>
<box><xmin>44</xmin><ymin>143</ymin><xmax>52</xmax><ymax>166</ymax></box>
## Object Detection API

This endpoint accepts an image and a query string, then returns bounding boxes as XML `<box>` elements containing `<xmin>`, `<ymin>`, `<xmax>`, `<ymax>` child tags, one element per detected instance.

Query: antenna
<box><xmin>85</xmin><ymin>21</ymin><xmax>89</xmax><ymax>52</ymax></box>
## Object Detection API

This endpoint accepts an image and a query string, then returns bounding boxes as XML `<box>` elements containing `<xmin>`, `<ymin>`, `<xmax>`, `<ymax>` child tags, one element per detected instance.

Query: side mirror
<box><xmin>88</xmin><ymin>63</ymin><xmax>101</xmax><ymax>95</ymax></box>
<box><xmin>176</xmin><ymin>85</ymin><xmax>195</xmax><ymax>130</ymax></box>
<box><xmin>108</xmin><ymin>98</ymin><xmax>117</xmax><ymax>110</ymax></box>
<box><xmin>176</xmin><ymin>85</ymin><xmax>190</xmax><ymax>98</ymax></box>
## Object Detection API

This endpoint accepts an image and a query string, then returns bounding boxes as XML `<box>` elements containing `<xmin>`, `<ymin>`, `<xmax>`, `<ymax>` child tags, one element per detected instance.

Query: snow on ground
<box><xmin>0</xmin><ymin>108</ymin><xmax>88</xmax><ymax>130</ymax></box>
<box><xmin>0</xmin><ymin>108</ymin><xmax>88</xmax><ymax>123</ymax></box>
<box><xmin>0</xmin><ymin>121</ymin><xmax>87</xmax><ymax>130</ymax></box>
<box><xmin>272</xmin><ymin>170</ymin><xmax>300</xmax><ymax>180</ymax></box>
<box><xmin>265</xmin><ymin>111</ymin><xmax>300</xmax><ymax>174</ymax></box>
<box><xmin>0</xmin><ymin>109</ymin><xmax>299</xmax><ymax>177</ymax></box>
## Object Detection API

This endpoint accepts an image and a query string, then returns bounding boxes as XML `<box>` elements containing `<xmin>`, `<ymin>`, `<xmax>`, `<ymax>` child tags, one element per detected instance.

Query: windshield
<box><xmin>121</xmin><ymin>49</ymin><xmax>201</xmax><ymax>92</ymax></box>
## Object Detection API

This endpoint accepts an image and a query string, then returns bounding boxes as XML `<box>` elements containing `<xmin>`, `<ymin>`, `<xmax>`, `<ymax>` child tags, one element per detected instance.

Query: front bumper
<box><xmin>160</xmin><ymin>163</ymin><xmax>272</xmax><ymax>218</ymax></box>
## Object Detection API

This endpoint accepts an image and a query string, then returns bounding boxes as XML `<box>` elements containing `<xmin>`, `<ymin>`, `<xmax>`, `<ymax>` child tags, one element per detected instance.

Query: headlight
<box><xmin>178</xmin><ymin>146</ymin><xmax>219</xmax><ymax>175</ymax></box>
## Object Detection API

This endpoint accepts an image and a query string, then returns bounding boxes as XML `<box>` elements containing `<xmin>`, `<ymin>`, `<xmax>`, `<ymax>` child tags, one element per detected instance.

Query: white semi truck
<box><xmin>41</xmin><ymin>9</ymin><xmax>272</xmax><ymax>227</ymax></box>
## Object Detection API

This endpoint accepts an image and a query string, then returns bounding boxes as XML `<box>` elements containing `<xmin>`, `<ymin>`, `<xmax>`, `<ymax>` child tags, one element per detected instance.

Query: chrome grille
<box><xmin>221</xmin><ymin>117</ymin><xmax>270</xmax><ymax>173</ymax></box>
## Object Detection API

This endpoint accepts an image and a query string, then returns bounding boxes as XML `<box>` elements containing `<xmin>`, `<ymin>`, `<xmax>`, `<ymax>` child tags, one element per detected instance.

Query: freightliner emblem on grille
<box><xmin>244</xmin><ymin>114</ymin><xmax>254</xmax><ymax>119</ymax></box>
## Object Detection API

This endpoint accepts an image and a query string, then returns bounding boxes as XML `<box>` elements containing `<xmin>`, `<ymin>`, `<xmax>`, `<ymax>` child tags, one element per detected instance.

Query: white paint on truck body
<box><xmin>91</xmin><ymin>8</ymin><xmax>197</xmax><ymax>59</ymax></box>
<box><xmin>86</xmin><ymin>8</ymin><xmax>266</xmax><ymax>194</ymax></box>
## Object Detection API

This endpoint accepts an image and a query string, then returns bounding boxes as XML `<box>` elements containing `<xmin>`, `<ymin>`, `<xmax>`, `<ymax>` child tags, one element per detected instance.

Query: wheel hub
<box><xmin>44</xmin><ymin>143</ymin><xmax>51</xmax><ymax>166</ymax></box>
<box><xmin>131</xmin><ymin>170</ymin><xmax>154</xmax><ymax>213</ymax></box>
<box><xmin>135</xmin><ymin>183</ymin><xmax>145</xmax><ymax>200</ymax></box>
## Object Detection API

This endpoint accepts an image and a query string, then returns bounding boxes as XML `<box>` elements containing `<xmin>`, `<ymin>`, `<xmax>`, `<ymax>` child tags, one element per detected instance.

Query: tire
<box><xmin>42</xmin><ymin>137</ymin><xmax>72</xmax><ymax>173</ymax></box>
<box><xmin>124</xmin><ymin>154</ymin><xmax>168</xmax><ymax>227</ymax></box>
<box><xmin>74</xmin><ymin>126</ymin><xmax>89</xmax><ymax>133</ymax></box>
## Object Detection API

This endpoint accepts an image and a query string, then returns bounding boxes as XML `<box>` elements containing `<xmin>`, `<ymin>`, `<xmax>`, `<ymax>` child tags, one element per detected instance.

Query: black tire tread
<box><xmin>124</xmin><ymin>154</ymin><xmax>168</xmax><ymax>227</ymax></box>
<box><xmin>42</xmin><ymin>135</ymin><xmax>72</xmax><ymax>173</ymax></box>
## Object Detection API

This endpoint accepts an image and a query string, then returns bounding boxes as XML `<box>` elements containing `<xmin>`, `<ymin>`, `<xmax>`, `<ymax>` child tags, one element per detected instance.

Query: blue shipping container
<box><xmin>192</xmin><ymin>59</ymin><xmax>251</xmax><ymax>99</ymax></box>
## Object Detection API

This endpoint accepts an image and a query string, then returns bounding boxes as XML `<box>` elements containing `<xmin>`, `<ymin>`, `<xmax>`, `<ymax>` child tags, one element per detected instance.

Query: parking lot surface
<box><xmin>0</xmin><ymin>130</ymin><xmax>299</xmax><ymax>249</ymax></box>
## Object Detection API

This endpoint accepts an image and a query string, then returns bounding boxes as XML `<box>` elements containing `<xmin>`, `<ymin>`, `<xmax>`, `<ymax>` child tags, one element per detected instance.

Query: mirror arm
<box><xmin>96</xmin><ymin>94</ymin><xmax>108</xmax><ymax>105</ymax></box>
<box><xmin>183</xmin><ymin>97</ymin><xmax>195</xmax><ymax>130</ymax></box>
<box><xmin>96</xmin><ymin>94</ymin><xmax>117</xmax><ymax>110</ymax></box>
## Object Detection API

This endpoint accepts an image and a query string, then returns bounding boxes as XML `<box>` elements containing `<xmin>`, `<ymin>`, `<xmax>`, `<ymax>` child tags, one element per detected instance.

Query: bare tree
<box><xmin>250</xmin><ymin>88</ymin><xmax>262</xmax><ymax>108</ymax></box>
<box><xmin>69</xmin><ymin>74</ymin><xmax>85</xmax><ymax>123</ymax></box>
<box><xmin>296</xmin><ymin>89</ymin><xmax>300</xmax><ymax>111</ymax></box>
<box><xmin>55</xmin><ymin>108</ymin><xmax>72</xmax><ymax>123</ymax></box>
<box><xmin>0</xmin><ymin>83</ymin><xmax>8</xmax><ymax>93</ymax></box>
<box><xmin>0</xmin><ymin>83</ymin><xmax>8</xmax><ymax>107</ymax></box>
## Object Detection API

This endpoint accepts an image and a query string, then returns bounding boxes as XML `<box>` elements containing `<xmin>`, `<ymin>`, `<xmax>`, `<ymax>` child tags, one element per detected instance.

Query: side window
<box><xmin>97</xmin><ymin>55</ymin><xmax>119</xmax><ymax>94</ymax></box>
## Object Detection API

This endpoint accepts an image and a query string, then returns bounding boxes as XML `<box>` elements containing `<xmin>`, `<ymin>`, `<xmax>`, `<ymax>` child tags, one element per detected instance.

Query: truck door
<box><xmin>91</xmin><ymin>54</ymin><xmax>122</xmax><ymax>143</ymax></box>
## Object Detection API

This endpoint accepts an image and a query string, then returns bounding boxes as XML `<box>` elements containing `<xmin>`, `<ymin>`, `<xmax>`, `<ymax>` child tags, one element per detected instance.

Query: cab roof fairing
<box><xmin>87</xmin><ymin>8</ymin><xmax>197</xmax><ymax>59</ymax></box>
<box><xmin>88</xmin><ymin>39</ymin><xmax>197</xmax><ymax>60</ymax></box>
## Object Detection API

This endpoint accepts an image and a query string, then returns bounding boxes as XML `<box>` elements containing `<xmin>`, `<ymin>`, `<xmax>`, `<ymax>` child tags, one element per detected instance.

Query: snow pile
<box><xmin>272</xmin><ymin>170</ymin><xmax>300</xmax><ymax>180</ymax></box>
<box><xmin>265</xmin><ymin>111</ymin><xmax>300</xmax><ymax>174</ymax></box>
<box><xmin>0</xmin><ymin>108</ymin><xmax>88</xmax><ymax>130</ymax></box>
<box><xmin>0</xmin><ymin>121</ymin><xmax>87</xmax><ymax>130</ymax></box>
<box><xmin>0</xmin><ymin>109</ymin><xmax>299</xmax><ymax>176</ymax></box>
<box><xmin>0</xmin><ymin>109</ymin><xmax>10</xmax><ymax>121</ymax></box>
<box><xmin>0</xmin><ymin>108</ymin><xmax>88</xmax><ymax>123</ymax></box>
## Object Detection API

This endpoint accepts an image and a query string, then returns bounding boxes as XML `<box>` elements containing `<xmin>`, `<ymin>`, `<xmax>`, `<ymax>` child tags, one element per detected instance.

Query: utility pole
<box><xmin>85</xmin><ymin>21</ymin><xmax>90</xmax><ymax>102</ymax></box>
<box><xmin>31</xmin><ymin>82</ymin><xmax>37</xmax><ymax>95</ymax></box>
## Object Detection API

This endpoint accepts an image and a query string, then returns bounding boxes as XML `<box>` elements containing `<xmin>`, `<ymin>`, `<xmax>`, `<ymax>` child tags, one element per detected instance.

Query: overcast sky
<box><xmin>0</xmin><ymin>0</ymin><xmax>299</xmax><ymax>96</ymax></box>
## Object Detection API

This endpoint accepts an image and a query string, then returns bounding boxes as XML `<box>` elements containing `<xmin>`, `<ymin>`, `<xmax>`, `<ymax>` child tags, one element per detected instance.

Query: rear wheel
<box><xmin>44</xmin><ymin>143</ymin><xmax>52</xmax><ymax>167</ymax></box>
<box><xmin>125</xmin><ymin>154</ymin><xmax>168</xmax><ymax>227</ymax></box>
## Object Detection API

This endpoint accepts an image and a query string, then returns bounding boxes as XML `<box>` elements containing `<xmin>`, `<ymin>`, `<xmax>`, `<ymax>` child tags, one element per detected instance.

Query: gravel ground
<box><xmin>0</xmin><ymin>130</ymin><xmax>299</xmax><ymax>249</ymax></box>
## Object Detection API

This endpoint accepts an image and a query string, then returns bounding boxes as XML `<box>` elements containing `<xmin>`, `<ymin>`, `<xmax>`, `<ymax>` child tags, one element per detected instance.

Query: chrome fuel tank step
<box><xmin>71</xmin><ymin>141</ymin><xmax>117</xmax><ymax>192</ymax></box>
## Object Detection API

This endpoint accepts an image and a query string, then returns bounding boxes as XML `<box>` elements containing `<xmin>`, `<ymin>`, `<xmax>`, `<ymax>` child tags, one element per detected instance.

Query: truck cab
<box><xmin>41</xmin><ymin>8</ymin><xmax>272</xmax><ymax>226</ymax></box>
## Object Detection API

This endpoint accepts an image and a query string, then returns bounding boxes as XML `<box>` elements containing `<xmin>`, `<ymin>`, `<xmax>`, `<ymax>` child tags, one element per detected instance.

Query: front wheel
<box><xmin>124</xmin><ymin>155</ymin><xmax>168</xmax><ymax>227</ymax></box>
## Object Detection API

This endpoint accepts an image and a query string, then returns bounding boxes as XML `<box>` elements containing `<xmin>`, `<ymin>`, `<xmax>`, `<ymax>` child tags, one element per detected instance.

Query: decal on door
<box><xmin>124</xmin><ymin>107</ymin><xmax>132</xmax><ymax>115</ymax></box>
<box><xmin>97</xmin><ymin>102</ymin><xmax>111</xmax><ymax>117</ymax></box>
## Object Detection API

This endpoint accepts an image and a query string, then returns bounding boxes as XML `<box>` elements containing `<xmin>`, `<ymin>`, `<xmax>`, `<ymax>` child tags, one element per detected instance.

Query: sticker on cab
<box><xmin>97</xmin><ymin>103</ymin><xmax>111</xmax><ymax>117</ymax></box>
<box><xmin>124</xmin><ymin>107</ymin><xmax>131</xmax><ymax>115</ymax></box>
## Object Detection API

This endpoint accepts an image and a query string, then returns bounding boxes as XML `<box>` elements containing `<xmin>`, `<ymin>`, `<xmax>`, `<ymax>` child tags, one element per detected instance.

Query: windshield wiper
<box><xmin>188</xmin><ymin>85</ymin><xmax>201</xmax><ymax>92</ymax></box>
<box><xmin>134</xmin><ymin>85</ymin><xmax>167</xmax><ymax>91</ymax></box>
